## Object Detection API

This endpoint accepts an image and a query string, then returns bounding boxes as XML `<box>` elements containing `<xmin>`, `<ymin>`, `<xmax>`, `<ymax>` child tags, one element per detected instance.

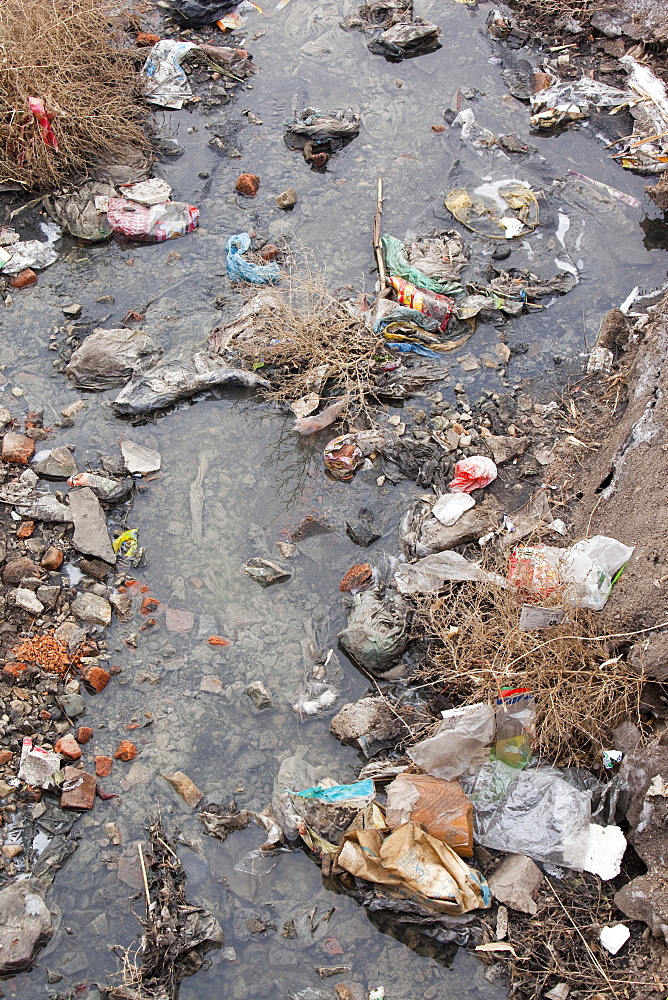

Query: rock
<box><xmin>69</xmin><ymin>488</ymin><xmax>116</xmax><ymax>563</ymax></box>
<box><xmin>404</xmin><ymin>500</ymin><xmax>500</xmax><ymax>559</ymax></box>
<box><xmin>276</xmin><ymin>187</ymin><xmax>297</xmax><ymax>210</ymax></box>
<box><xmin>628</xmin><ymin>633</ymin><xmax>668</xmax><ymax>681</ymax></box>
<box><xmin>105</xmin><ymin>821</ymin><xmax>122</xmax><ymax>844</ymax></box>
<box><xmin>345</xmin><ymin>508</ymin><xmax>381</xmax><ymax>548</ymax></box>
<box><xmin>114</xmin><ymin>741</ymin><xmax>137</xmax><ymax>761</ymax></box>
<box><xmin>259</xmin><ymin>243</ymin><xmax>279</xmax><ymax>262</ymax></box>
<box><xmin>95</xmin><ymin>755</ymin><xmax>113</xmax><ymax>777</ymax></box>
<box><xmin>3</xmin><ymin>557</ymin><xmax>41</xmax><ymax>584</ymax></box>
<box><xmin>35</xmin><ymin>446</ymin><xmax>78</xmax><ymax>480</ymax></box>
<box><xmin>109</xmin><ymin>592</ymin><xmax>133</xmax><ymax>622</ymax></box>
<box><xmin>165</xmin><ymin>607</ymin><xmax>194</xmax><ymax>632</ymax></box>
<box><xmin>81</xmin><ymin>665</ymin><xmax>110</xmax><ymax>693</ymax></box>
<box><xmin>615</xmin><ymin>874</ymin><xmax>668</xmax><ymax>942</ymax></box>
<box><xmin>334</xmin><ymin>983</ymin><xmax>365</xmax><ymax>1000</ymax></box>
<box><xmin>55</xmin><ymin>734</ymin><xmax>82</xmax><ymax>761</ymax></box>
<box><xmin>54</xmin><ymin>622</ymin><xmax>87</xmax><ymax>653</ymax></box>
<box><xmin>59</xmin><ymin>693</ymin><xmax>86</xmax><ymax>718</ymax></box>
<box><xmin>0</xmin><ymin>751</ymin><xmax>12</xmax><ymax>765</ymax></box>
<box><xmin>163</xmin><ymin>770</ymin><xmax>203</xmax><ymax>807</ymax></box>
<box><xmin>78</xmin><ymin>556</ymin><xmax>114</xmax><ymax>580</ymax></box>
<box><xmin>36</xmin><ymin>585</ymin><xmax>60</xmax><ymax>610</ymax></box>
<box><xmin>9</xmin><ymin>269</ymin><xmax>37</xmax><ymax>289</ymax></box>
<box><xmin>0</xmin><ymin>881</ymin><xmax>52</xmax><ymax>973</ymax></box>
<box><xmin>200</xmin><ymin>675</ymin><xmax>223</xmax><ymax>693</ymax></box>
<box><xmin>60</xmin><ymin>766</ymin><xmax>96</xmax><ymax>810</ymax></box>
<box><xmin>76</xmin><ymin>726</ymin><xmax>93</xmax><ymax>744</ymax></box>
<box><xmin>61</xmin><ymin>400</ymin><xmax>86</xmax><ymax>421</ymax></box>
<box><xmin>236</xmin><ymin>173</ymin><xmax>260</xmax><ymax>197</ymax></box>
<box><xmin>20</xmin><ymin>495</ymin><xmax>73</xmax><ymax>523</ymax></box>
<box><xmin>120</xmin><ymin>438</ymin><xmax>161</xmax><ymax>475</ymax></box>
<box><xmin>489</xmin><ymin>854</ymin><xmax>543</xmax><ymax>915</ymax></box>
<box><xmin>2</xmin><ymin>432</ymin><xmax>35</xmax><ymax>465</ymax></box>
<box><xmin>71</xmin><ymin>593</ymin><xmax>112</xmax><ymax>627</ymax></box>
<box><xmin>41</xmin><ymin>546</ymin><xmax>64</xmax><ymax>570</ymax></box>
<box><xmin>0</xmin><ymin>406</ymin><xmax>11</xmax><ymax>426</ymax></box>
<box><xmin>485</xmin><ymin>434</ymin><xmax>529</xmax><ymax>465</ymax></box>
<box><xmin>2</xmin><ymin>845</ymin><xmax>22</xmax><ymax>859</ymax></box>
<box><xmin>330</xmin><ymin>697</ymin><xmax>403</xmax><ymax>750</ymax></box>
<box><xmin>62</xmin><ymin>302</ymin><xmax>82</xmax><ymax>317</ymax></box>
<box><xmin>243</xmin><ymin>557</ymin><xmax>290</xmax><ymax>587</ymax></box>
<box><xmin>246</xmin><ymin>680</ymin><xmax>273</xmax><ymax>710</ymax></box>
<box><xmin>14</xmin><ymin>588</ymin><xmax>44</xmax><ymax>615</ymax></box>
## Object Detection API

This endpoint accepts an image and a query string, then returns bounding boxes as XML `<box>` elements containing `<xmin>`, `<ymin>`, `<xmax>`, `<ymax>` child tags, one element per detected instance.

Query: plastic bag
<box><xmin>107</xmin><ymin>198</ymin><xmax>199</xmax><ymax>242</ymax></box>
<box><xmin>407</xmin><ymin>703</ymin><xmax>495</xmax><ymax>780</ymax></box>
<box><xmin>560</xmin><ymin>535</ymin><xmax>634</xmax><ymax>611</ymax></box>
<box><xmin>394</xmin><ymin>551</ymin><xmax>509</xmax><ymax>595</ymax></box>
<box><xmin>142</xmin><ymin>40</ymin><xmax>198</xmax><ymax>108</ymax></box>
<box><xmin>43</xmin><ymin>180</ymin><xmax>117</xmax><ymax>241</ymax></box>
<box><xmin>65</xmin><ymin>328</ymin><xmax>162</xmax><ymax>391</ymax></box>
<box><xmin>294</xmin><ymin>399</ymin><xmax>346</xmax><ymax>435</ymax></box>
<box><xmin>323</xmin><ymin>429</ymin><xmax>386</xmax><ymax>480</ymax></box>
<box><xmin>449</xmin><ymin>456</ymin><xmax>497</xmax><ymax>493</ymax></box>
<box><xmin>18</xmin><ymin>736</ymin><xmax>60</xmax><ymax>789</ymax></box>
<box><xmin>338</xmin><ymin>590</ymin><xmax>408</xmax><ymax>674</ymax></box>
<box><xmin>432</xmin><ymin>493</ymin><xmax>475</xmax><ymax>526</ymax></box>
<box><xmin>226</xmin><ymin>233</ymin><xmax>280</xmax><ymax>285</ymax></box>
<box><xmin>338</xmin><ymin>821</ymin><xmax>490</xmax><ymax>915</ymax></box>
<box><xmin>385</xmin><ymin>773</ymin><xmax>474</xmax><ymax>856</ymax></box>
<box><xmin>1</xmin><ymin>239</ymin><xmax>58</xmax><ymax>274</ymax></box>
<box><xmin>389</xmin><ymin>277</ymin><xmax>456</xmax><ymax>331</ymax></box>
<box><xmin>530</xmin><ymin>76</ymin><xmax>630</xmax><ymax>129</ymax></box>
<box><xmin>445</xmin><ymin>182</ymin><xmax>539</xmax><ymax>240</ymax></box>
<box><xmin>466</xmin><ymin>760</ymin><xmax>592</xmax><ymax>869</ymax></box>
<box><xmin>508</xmin><ymin>544</ymin><xmax>561</xmax><ymax>598</ymax></box>
<box><xmin>494</xmin><ymin>687</ymin><xmax>535</xmax><ymax>768</ymax></box>
<box><xmin>383</xmin><ymin>235</ymin><xmax>457</xmax><ymax>295</ymax></box>
<box><xmin>166</xmin><ymin>0</ymin><xmax>239</xmax><ymax>27</ymax></box>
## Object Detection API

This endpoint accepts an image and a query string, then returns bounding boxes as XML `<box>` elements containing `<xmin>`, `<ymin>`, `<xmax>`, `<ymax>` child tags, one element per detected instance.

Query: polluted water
<box><xmin>3</xmin><ymin>0</ymin><xmax>668</xmax><ymax>999</ymax></box>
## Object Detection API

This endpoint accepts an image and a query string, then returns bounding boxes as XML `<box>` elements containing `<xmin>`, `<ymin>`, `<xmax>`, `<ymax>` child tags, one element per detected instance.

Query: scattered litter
<box><xmin>449</xmin><ymin>456</ymin><xmax>497</xmax><ymax>493</ymax></box>
<box><xmin>121</xmin><ymin>178</ymin><xmax>173</xmax><ymax>205</ymax></box>
<box><xmin>243</xmin><ymin>557</ymin><xmax>291</xmax><ymax>587</ymax></box>
<box><xmin>18</xmin><ymin>737</ymin><xmax>61</xmax><ymax>789</ymax></box>
<box><xmin>338</xmin><ymin>589</ymin><xmax>408</xmax><ymax>675</ymax></box>
<box><xmin>226</xmin><ymin>233</ymin><xmax>281</xmax><ymax>285</ymax></box>
<box><xmin>445</xmin><ymin>181</ymin><xmax>539</xmax><ymax>240</ymax></box>
<box><xmin>394</xmin><ymin>551</ymin><xmax>509</xmax><ymax>595</ymax></box>
<box><xmin>408</xmin><ymin>703</ymin><xmax>495</xmax><ymax>780</ymax></box>
<box><xmin>65</xmin><ymin>328</ymin><xmax>162</xmax><ymax>391</ymax></box>
<box><xmin>324</xmin><ymin>430</ymin><xmax>386</xmax><ymax>481</ymax></box>
<box><xmin>142</xmin><ymin>40</ymin><xmax>198</xmax><ymax>109</ymax></box>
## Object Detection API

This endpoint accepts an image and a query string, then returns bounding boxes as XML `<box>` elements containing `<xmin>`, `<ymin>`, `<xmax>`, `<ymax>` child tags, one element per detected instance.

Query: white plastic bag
<box><xmin>394</xmin><ymin>551</ymin><xmax>509</xmax><ymax>595</ymax></box>
<box><xmin>560</xmin><ymin>535</ymin><xmax>634</xmax><ymax>611</ymax></box>
<box><xmin>408</xmin><ymin>703</ymin><xmax>495</xmax><ymax>780</ymax></box>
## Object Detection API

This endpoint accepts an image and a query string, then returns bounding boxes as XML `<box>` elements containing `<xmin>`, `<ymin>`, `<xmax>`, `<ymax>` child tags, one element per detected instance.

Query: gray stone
<box><xmin>199</xmin><ymin>675</ymin><xmax>223</xmax><ymax>694</ymax></box>
<box><xmin>485</xmin><ymin>434</ymin><xmax>529</xmax><ymax>466</ymax></box>
<box><xmin>330</xmin><ymin>697</ymin><xmax>402</xmax><ymax>749</ymax></box>
<box><xmin>0</xmin><ymin>406</ymin><xmax>11</xmax><ymax>426</ymax></box>
<box><xmin>35</xmin><ymin>446</ymin><xmax>78</xmax><ymax>481</ymax></box>
<box><xmin>0</xmin><ymin>881</ymin><xmax>53</xmax><ymax>973</ymax></box>
<box><xmin>120</xmin><ymin>438</ymin><xmax>161</xmax><ymax>475</ymax></box>
<box><xmin>62</xmin><ymin>302</ymin><xmax>82</xmax><ymax>317</ymax></box>
<box><xmin>36</xmin><ymin>585</ymin><xmax>60</xmax><ymax>610</ymax></box>
<box><xmin>109</xmin><ymin>592</ymin><xmax>133</xmax><ymax>622</ymax></box>
<box><xmin>246</xmin><ymin>680</ymin><xmax>273</xmax><ymax>710</ymax></box>
<box><xmin>54</xmin><ymin>621</ymin><xmax>87</xmax><ymax>652</ymax></box>
<box><xmin>276</xmin><ymin>188</ymin><xmax>297</xmax><ymax>210</ymax></box>
<box><xmin>20</xmin><ymin>495</ymin><xmax>73</xmax><ymax>523</ymax></box>
<box><xmin>71</xmin><ymin>592</ymin><xmax>112</xmax><ymax>627</ymax></box>
<box><xmin>69</xmin><ymin>487</ymin><xmax>115</xmax><ymax>563</ymax></box>
<box><xmin>243</xmin><ymin>558</ymin><xmax>290</xmax><ymax>587</ymax></box>
<box><xmin>615</xmin><ymin>874</ymin><xmax>668</xmax><ymax>943</ymax></box>
<box><xmin>489</xmin><ymin>854</ymin><xmax>543</xmax><ymax>915</ymax></box>
<box><xmin>13</xmin><ymin>588</ymin><xmax>44</xmax><ymax>615</ymax></box>
<box><xmin>163</xmin><ymin>770</ymin><xmax>203</xmax><ymax>808</ymax></box>
<box><xmin>59</xmin><ymin>693</ymin><xmax>86</xmax><ymax>718</ymax></box>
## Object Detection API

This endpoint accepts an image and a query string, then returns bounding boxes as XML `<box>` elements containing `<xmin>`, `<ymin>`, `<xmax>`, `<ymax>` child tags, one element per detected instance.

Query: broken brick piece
<box><xmin>2</xmin><ymin>432</ymin><xmax>35</xmax><ymax>465</ymax></box>
<box><xmin>136</xmin><ymin>31</ymin><xmax>160</xmax><ymax>45</ymax></box>
<box><xmin>95</xmin><ymin>755</ymin><xmax>113</xmax><ymax>777</ymax></box>
<box><xmin>140</xmin><ymin>596</ymin><xmax>161</xmax><ymax>615</ymax></box>
<box><xmin>55</xmin><ymin>734</ymin><xmax>83</xmax><ymax>761</ymax></box>
<box><xmin>235</xmin><ymin>173</ymin><xmax>260</xmax><ymax>197</ymax></box>
<box><xmin>60</xmin><ymin>766</ymin><xmax>96</xmax><ymax>811</ymax></box>
<box><xmin>76</xmin><ymin>726</ymin><xmax>93</xmax><ymax>744</ymax></box>
<box><xmin>9</xmin><ymin>269</ymin><xmax>37</xmax><ymax>289</ymax></box>
<box><xmin>114</xmin><ymin>740</ymin><xmax>137</xmax><ymax>762</ymax></box>
<box><xmin>16</xmin><ymin>521</ymin><xmax>34</xmax><ymax>539</ymax></box>
<box><xmin>208</xmin><ymin>635</ymin><xmax>231</xmax><ymax>646</ymax></box>
<box><xmin>0</xmin><ymin>751</ymin><xmax>12</xmax><ymax>765</ymax></box>
<box><xmin>41</xmin><ymin>546</ymin><xmax>64</xmax><ymax>571</ymax></box>
<box><xmin>81</xmin><ymin>665</ymin><xmax>110</xmax><ymax>694</ymax></box>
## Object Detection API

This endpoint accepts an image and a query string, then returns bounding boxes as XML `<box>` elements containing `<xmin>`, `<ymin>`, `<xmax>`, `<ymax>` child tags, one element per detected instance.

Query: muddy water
<box><xmin>6</xmin><ymin>0</ymin><xmax>668</xmax><ymax>997</ymax></box>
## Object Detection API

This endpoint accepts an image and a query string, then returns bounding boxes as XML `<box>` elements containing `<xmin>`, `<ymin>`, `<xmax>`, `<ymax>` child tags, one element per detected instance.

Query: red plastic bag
<box><xmin>107</xmin><ymin>198</ymin><xmax>199</xmax><ymax>242</ymax></box>
<box><xmin>28</xmin><ymin>97</ymin><xmax>58</xmax><ymax>150</ymax></box>
<box><xmin>449</xmin><ymin>456</ymin><xmax>497</xmax><ymax>493</ymax></box>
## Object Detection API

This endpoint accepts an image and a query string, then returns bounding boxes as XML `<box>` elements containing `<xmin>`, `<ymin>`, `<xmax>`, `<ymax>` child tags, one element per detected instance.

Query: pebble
<box><xmin>71</xmin><ymin>593</ymin><xmax>112</xmax><ymax>627</ymax></box>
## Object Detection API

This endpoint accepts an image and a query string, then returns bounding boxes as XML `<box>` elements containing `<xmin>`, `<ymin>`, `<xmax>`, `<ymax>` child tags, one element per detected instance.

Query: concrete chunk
<box><xmin>489</xmin><ymin>853</ymin><xmax>543</xmax><ymax>915</ymax></box>
<box><xmin>69</xmin><ymin>487</ymin><xmax>115</xmax><ymax>563</ymax></box>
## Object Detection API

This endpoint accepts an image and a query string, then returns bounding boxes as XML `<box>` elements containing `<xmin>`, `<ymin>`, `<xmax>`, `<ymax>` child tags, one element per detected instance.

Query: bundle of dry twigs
<box><xmin>0</xmin><ymin>0</ymin><xmax>148</xmax><ymax>190</ymax></box>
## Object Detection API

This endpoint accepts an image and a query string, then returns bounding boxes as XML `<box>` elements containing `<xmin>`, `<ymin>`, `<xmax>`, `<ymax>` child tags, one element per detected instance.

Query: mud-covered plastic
<box><xmin>107</xmin><ymin>197</ymin><xmax>199</xmax><ymax>242</ymax></box>
<box><xmin>226</xmin><ymin>232</ymin><xmax>281</xmax><ymax>285</ymax></box>
<box><xmin>408</xmin><ymin>703</ymin><xmax>495</xmax><ymax>780</ymax></box>
<box><xmin>449</xmin><ymin>456</ymin><xmax>498</xmax><ymax>493</ymax></box>
<box><xmin>494</xmin><ymin>686</ymin><xmax>535</xmax><ymax>768</ymax></box>
<box><xmin>385</xmin><ymin>772</ymin><xmax>474</xmax><ymax>856</ymax></box>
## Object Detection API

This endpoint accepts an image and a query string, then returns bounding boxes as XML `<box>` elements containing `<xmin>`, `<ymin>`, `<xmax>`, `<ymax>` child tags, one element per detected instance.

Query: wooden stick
<box><xmin>137</xmin><ymin>842</ymin><xmax>151</xmax><ymax>919</ymax></box>
<box><xmin>372</xmin><ymin>176</ymin><xmax>387</xmax><ymax>289</ymax></box>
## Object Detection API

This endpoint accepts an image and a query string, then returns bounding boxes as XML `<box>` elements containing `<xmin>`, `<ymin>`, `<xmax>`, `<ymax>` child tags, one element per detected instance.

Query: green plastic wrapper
<box><xmin>382</xmin><ymin>234</ymin><xmax>464</xmax><ymax>296</ymax></box>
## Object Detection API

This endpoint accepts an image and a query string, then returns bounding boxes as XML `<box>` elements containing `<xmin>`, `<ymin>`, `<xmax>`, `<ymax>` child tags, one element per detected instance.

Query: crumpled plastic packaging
<box><xmin>449</xmin><ymin>456</ymin><xmax>498</xmax><ymax>493</ymax></box>
<box><xmin>383</xmin><ymin>235</ymin><xmax>460</xmax><ymax>295</ymax></box>
<box><xmin>226</xmin><ymin>233</ymin><xmax>281</xmax><ymax>285</ymax></box>
<box><xmin>142</xmin><ymin>40</ymin><xmax>198</xmax><ymax>109</ymax></box>
<box><xmin>43</xmin><ymin>180</ymin><xmax>117</xmax><ymax>241</ymax></box>
<box><xmin>324</xmin><ymin>429</ymin><xmax>386</xmax><ymax>480</ymax></box>
<box><xmin>1</xmin><ymin>239</ymin><xmax>58</xmax><ymax>274</ymax></box>
<box><xmin>18</xmin><ymin>736</ymin><xmax>61</xmax><ymax>789</ymax></box>
<box><xmin>166</xmin><ymin>0</ymin><xmax>242</xmax><ymax>28</ymax></box>
<box><xmin>289</xmin><ymin>779</ymin><xmax>375</xmax><ymax>854</ymax></box>
<box><xmin>294</xmin><ymin>399</ymin><xmax>346</xmax><ymax>435</ymax></box>
<box><xmin>107</xmin><ymin>198</ymin><xmax>199</xmax><ymax>242</ymax></box>
<box><xmin>65</xmin><ymin>328</ymin><xmax>162</xmax><ymax>391</ymax></box>
<box><xmin>394</xmin><ymin>551</ymin><xmax>508</xmax><ymax>595</ymax></box>
<box><xmin>385</xmin><ymin>773</ymin><xmax>474</xmax><ymax>856</ymax></box>
<box><xmin>445</xmin><ymin>182</ymin><xmax>539</xmax><ymax>240</ymax></box>
<box><xmin>283</xmin><ymin>107</ymin><xmax>360</xmax><ymax>143</ymax></box>
<box><xmin>408</xmin><ymin>703</ymin><xmax>495</xmax><ymax>780</ymax></box>
<box><xmin>338</xmin><ymin>589</ymin><xmax>408</xmax><ymax>674</ymax></box>
<box><xmin>530</xmin><ymin>76</ymin><xmax>630</xmax><ymax>128</ymax></box>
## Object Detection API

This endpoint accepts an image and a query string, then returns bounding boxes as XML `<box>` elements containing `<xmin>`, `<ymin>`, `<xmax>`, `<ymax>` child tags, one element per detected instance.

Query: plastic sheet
<box><xmin>560</xmin><ymin>535</ymin><xmax>634</xmax><ymax>611</ymax></box>
<box><xmin>226</xmin><ymin>232</ymin><xmax>281</xmax><ymax>285</ymax></box>
<box><xmin>385</xmin><ymin>773</ymin><xmax>474</xmax><ymax>856</ymax></box>
<box><xmin>530</xmin><ymin>76</ymin><xmax>631</xmax><ymax>128</ymax></box>
<box><xmin>107</xmin><ymin>198</ymin><xmax>199</xmax><ymax>242</ymax></box>
<box><xmin>167</xmin><ymin>0</ymin><xmax>239</xmax><ymax>27</ymax></box>
<box><xmin>65</xmin><ymin>328</ymin><xmax>162</xmax><ymax>391</ymax></box>
<box><xmin>408</xmin><ymin>703</ymin><xmax>495</xmax><ymax>780</ymax></box>
<box><xmin>445</xmin><ymin>181</ymin><xmax>539</xmax><ymax>240</ymax></box>
<box><xmin>383</xmin><ymin>235</ymin><xmax>460</xmax><ymax>295</ymax></box>
<box><xmin>394</xmin><ymin>551</ymin><xmax>509</xmax><ymax>595</ymax></box>
<box><xmin>494</xmin><ymin>687</ymin><xmax>535</xmax><ymax>768</ymax></box>
<box><xmin>389</xmin><ymin>277</ymin><xmax>457</xmax><ymax>330</ymax></box>
<box><xmin>142</xmin><ymin>40</ymin><xmax>198</xmax><ymax>109</ymax></box>
<box><xmin>44</xmin><ymin>180</ymin><xmax>117</xmax><ymax>241</ymax></box>
<box><xmin>338</xmin><ymin>589</ymin><xmax>408</xmax><ymax>674</ymax></box>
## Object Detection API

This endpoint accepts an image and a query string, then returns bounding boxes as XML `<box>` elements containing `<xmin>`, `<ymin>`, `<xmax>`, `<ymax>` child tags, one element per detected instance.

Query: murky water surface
<box><xmin>6</xmin><ymin>0</ymin><xmax>668</xmax><ymax>996</ymax></box>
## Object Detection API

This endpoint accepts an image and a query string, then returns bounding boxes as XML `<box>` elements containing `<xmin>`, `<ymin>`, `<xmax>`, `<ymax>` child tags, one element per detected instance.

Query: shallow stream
<box><xmin>6</xmin><ymin>0</ymin><xmax>668</xmax><ymax>996</ymax></box>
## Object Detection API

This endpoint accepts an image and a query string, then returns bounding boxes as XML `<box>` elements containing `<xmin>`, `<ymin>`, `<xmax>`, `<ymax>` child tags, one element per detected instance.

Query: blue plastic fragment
<box><xmin>226</xmin><ymin>232</ymin><xmax>281</xmax><ymax>285</ymax></box>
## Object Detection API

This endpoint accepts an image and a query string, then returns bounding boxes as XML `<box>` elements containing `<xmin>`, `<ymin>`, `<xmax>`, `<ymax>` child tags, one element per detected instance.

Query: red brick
<box><xmin>16</xmin><ymin>521</ymin><xmax>34</xmax><ymax>539</ymax></box>
<box><xmin>0</xmin><ymin>750</ymin><xmax>12</xmax><ymax>765</ymax></box>
<box><xmin>114</xmin><ymin>741</ymin><xmax>137</xmax><ymax>762</ymax></box>
<box><xmin>9</xmin><ymin>269</ymin><xmax>37</xmax><ymax>289</ymax></box>
<box><xmin>55</xmin><ymin>734</ymin><xmax>82</xmax><ymax>761</ymax></box>
<box><xmin>95</xmin><ymin>755</ymin><xmax>113</xmax><ymax>777</ymax></box>
<box><xmin>235</xmin><ymin>173</ymin><xmax>260</xmax><ymax>197</ymax></box>
<box><xmin>60</xmin><ymin>766</ymin><xmax>96</xmax><ymax>811</ymax></box>
<box><xmin>259</xmin><ymin>244</ymin><xmax>279</xmax><ymax>262</ymax></box>
<box><xmin>81</xmin><ymin>665</ymin><xmax>110</xmax><ymax>694</ymax></box>
<box><xmin>41</xmin><ymin>546</ymin><xmax>64</xmax><ymax>571</ymax></box>
<box><xmin>136</xmin><ymin>31</ymin><xmax>160</xmax><ymax>45</ymax></box>
<box><xmin>76</xmin><ymin>726</ymin><xmax>93</xmax><ymax>744</ymax></box>
<box><xmin>2</xmin><ymin>432</ymin><xmax>35</xmax><ymax>465</ymax></box>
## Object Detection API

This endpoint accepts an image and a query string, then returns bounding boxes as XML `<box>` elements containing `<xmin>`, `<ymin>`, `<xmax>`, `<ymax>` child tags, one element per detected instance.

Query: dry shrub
<box><xmin>505</xmin><ymin>0</ymin><xmax>604</xmax><ymax>25</ymax></box>
<box><xmin>0</xmin><ymin>0</ymin><xmax>149</xmax><ymax>190</ymax></box>
<box><xmin>226</xmin><ymin>265</ymin><xmax>392</xmax><ymax>419</ymax></box>
<box><xmin>412</xmin><ymin>575</ymin><xmax>644</xmax><ymax>768</ymax></box>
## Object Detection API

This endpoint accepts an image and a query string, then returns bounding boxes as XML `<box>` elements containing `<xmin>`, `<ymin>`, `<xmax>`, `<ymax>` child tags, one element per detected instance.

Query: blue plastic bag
<box><xmin>293</xmin><ymin>779</ymin><xmax>374</xmax><ymax>803</ymax></box>
<box><xmin>226</xmin><ymin>233</ymin><xmax>281</xmax><ymax>285</ymax></box>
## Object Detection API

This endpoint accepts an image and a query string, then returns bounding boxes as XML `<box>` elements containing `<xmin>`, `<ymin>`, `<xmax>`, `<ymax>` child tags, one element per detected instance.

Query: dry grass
<box><xmin>412</xmin><ymin>572</ymin><xmax>644</xmax><ymax>769</ymax></box>
<box><xmin>224</xmin><ymin>266</ymin><xmax>393</xmax><ymax>420</ymax></box>
<box><xmin>0</xmin><ymin>0</ymin><xmax>149</xmax><ymax>190</ymax></box>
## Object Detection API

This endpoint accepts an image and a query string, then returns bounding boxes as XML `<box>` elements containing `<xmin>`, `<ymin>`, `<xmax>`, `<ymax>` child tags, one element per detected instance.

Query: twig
<box><xmin>137</xmin><ymin>842</ymin><xmax>151</xmax><ymax>920</ymax></box>
<box><xmin>546</xmin><ymin>878</ymin><xmax>619</xmax><ymax>997</ymax></box>
<box><xmin>372</xmin><ymin>176</ymin><xmax>387</xmax><ymax>289</ymax></box>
